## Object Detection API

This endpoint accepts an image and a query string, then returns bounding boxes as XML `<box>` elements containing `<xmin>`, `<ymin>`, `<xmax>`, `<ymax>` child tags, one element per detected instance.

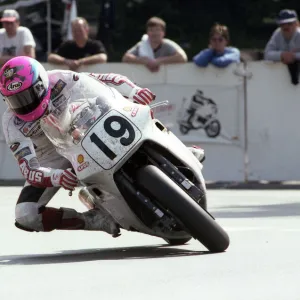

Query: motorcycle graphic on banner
<box><xmin>179</xmin><ymin>90</ymin><xmax>221</xmax><ymax>138</ymax></box>
<box><xmin>151</xmin><ymin>85</ymin><xmax>242</xmax><ymax>144</ymax></box>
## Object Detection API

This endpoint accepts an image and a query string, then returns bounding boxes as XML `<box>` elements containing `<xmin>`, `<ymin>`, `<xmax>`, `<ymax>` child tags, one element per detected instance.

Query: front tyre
<box><xmin>136</xmin><ymin>165</ymin><xmax>229</xmax><ymax>252</ymax></box>
<box><xmin>163</xmin><ymin>237</ymin><xmax>192</xmax><ymax>246</ymax></box>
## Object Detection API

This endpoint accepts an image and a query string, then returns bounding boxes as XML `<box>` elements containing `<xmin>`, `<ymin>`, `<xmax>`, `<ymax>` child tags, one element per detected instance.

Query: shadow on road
<box><xmin>212</xmin><ymin>202</ymin><xmax>300</xmax><ymax>218</ymax></box>
<box><xmin>0</xmin><ymin>244</ymin><xmax>214</xmax><ymax>265</ymax></box>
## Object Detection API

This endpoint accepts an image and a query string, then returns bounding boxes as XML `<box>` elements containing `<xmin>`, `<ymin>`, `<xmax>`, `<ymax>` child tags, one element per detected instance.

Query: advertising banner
<box><xmin>152</xmin><ymin>84</ymin><xmax>243</xmax><ymax>144</ymax></box>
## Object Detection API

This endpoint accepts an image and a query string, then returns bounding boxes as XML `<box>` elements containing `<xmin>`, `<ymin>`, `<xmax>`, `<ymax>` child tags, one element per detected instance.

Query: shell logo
<box><xmin>123</xmin><ymin>106</ymin><xmax>132</xmax><ymax>112</ymax></box>
<box><xmin>77</xmin><ymin>154</ymin><xmax>84</xmax><ymax>164</ymax></box>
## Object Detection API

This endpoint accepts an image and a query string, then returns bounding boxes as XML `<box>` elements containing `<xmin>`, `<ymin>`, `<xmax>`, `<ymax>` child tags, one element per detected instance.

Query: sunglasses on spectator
<box><xmin>211</xmin><ymin>37</ymin><xmax>225</xmax><ymax>42</ymax></box>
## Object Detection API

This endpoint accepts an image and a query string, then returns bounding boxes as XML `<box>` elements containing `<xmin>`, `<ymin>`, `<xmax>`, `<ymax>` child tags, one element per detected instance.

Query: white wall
<box><xmin>247</xmin><ymin>62</ymin><xmax>300</xmax><ymax>180</ymax></box>
<box><xmin>0</xmin><ymin>99</ymin><xmax>23</xmax><ymax>180</ymax></box>
<box><xmin>0</xmin><ymin>62</ymin><xmax>298</xmax><ymax>181</ymax></box>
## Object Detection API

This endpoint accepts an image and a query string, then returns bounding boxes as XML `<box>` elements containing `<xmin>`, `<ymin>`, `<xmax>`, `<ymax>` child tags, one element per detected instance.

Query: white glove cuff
<box><xmin>50</xmin><ymin>169</ymin><xmax>63</xmax><ymax>187</ymax></box>
<box><xmin>128</xmin><ymin>87</ymin><xmax>139</xmax><ymax>100</ymax></box>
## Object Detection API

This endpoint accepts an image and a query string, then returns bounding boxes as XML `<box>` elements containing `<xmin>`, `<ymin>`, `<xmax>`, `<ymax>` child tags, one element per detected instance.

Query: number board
<box><xmin>81</xmin><ymin>110</ymin><xmax>142</xmax><ymax>170</ymax></box>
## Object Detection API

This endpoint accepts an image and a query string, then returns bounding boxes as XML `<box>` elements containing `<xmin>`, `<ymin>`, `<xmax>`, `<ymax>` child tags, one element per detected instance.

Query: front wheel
<box><xmin>136</xmin><ymin>165</ymin><xmax>230</xmax><ymax>252</ymax></box>
<box><xmin>163</xmin><ymin>237</ymin><xmax>192</xmax><ymax>246</ymax></box>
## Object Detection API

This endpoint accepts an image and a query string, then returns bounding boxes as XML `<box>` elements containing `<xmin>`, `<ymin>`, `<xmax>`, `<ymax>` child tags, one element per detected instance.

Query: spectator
<box><xmin>122</xmin><ymin>16</ymin><xmax>187</xmax><ymax>72</ymax></box>
<box><xmin>264</xmin><ymin>9</ymin><xmax>300</xmax><ymax>64</ymax></box>
<box><xmin>48</xmin><ymin>17</ymin><xmax>107</xmax><ymax>71</ymax></box>
<box><xmin>0</xmin><ymin>9</ymin><xmax>36</xmax><ymax>65</ymax></box>
<box><xmin>193</xmin><ymin>23</ymin><xmax>240</xmax><ymax>68</ymax></box>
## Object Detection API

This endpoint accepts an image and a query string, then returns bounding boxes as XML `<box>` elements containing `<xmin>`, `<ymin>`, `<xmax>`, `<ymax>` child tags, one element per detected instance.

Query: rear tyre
<box><xmin>136</xmin><ymin>165</ymin><xmax>230</xmax><ymax>252</ymax></box>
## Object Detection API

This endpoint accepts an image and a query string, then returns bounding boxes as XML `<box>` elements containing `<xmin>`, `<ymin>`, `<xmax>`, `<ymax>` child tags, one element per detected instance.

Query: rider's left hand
<box><xmin>132</xmin><ymin>88</ymin><xmax>156</xmax><ymax>105</ymax></box>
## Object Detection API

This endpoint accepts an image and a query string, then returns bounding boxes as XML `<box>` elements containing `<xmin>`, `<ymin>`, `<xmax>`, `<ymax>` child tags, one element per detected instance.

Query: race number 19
<box><xmin>90</xmin><ymin>115</ymin><xmax>136</xmax><ymax>160</ymax></box>
<box><xmin>90</xmin><ymin>133</ymin><xmax>116</xmax><ymax>160</ymax></box>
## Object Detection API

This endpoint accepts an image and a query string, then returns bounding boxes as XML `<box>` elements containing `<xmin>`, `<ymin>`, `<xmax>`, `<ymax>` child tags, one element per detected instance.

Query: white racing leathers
<box><xmin>1</xmin><ymin>71</ymin><xmax>150</xmax><ymax>232</ymax></box>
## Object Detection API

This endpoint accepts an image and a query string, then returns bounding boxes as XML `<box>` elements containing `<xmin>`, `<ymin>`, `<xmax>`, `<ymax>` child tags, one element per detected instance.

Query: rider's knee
<box><xmin>15</xmin><ymin>202</ymin><xmax>43</xmax><ymax>232</ymax></box>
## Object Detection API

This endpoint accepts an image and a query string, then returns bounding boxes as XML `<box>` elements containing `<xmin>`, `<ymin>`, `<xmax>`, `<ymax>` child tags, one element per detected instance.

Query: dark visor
<box><xmin>4</xmin><ymin>78</ymin><xmax>47</xmax><ymax>116</ymax></box>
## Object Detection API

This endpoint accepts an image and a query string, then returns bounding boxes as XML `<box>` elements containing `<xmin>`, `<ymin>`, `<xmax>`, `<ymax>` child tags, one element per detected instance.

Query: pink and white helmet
<box><xmin>0</xmin><ymin>56</ymin><xmax>50</xmax><ymax>122</ymax></box>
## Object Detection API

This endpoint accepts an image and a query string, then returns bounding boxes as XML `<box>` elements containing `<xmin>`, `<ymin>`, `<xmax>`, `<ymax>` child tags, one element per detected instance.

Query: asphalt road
<box><xmin>0</xmin><ymin>187</ymin><xmax>299</xmax><ymax>300</ymax></box>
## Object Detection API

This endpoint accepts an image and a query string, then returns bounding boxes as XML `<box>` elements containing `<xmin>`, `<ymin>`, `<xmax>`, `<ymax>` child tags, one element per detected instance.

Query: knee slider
<box><xmin>15</xmin><ymin>202</ymin><xmax>43</xmax><ymax>232</ymax></box>
<box><xmin>15</xmin><ymin>221</ymin><xmax>35</xmax><ymax>232</ymax></box>
<box><xmin>15</xmin><ymin>213</ymin><xmax>43</xmax><ymax>232</ymax></box>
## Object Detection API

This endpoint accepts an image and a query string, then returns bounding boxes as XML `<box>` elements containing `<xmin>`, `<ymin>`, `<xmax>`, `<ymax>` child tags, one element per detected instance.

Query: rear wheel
<box><xmin>136</xmin><ymin>165</ymin><xmax>230</xmax><ymax>252</ymax></box>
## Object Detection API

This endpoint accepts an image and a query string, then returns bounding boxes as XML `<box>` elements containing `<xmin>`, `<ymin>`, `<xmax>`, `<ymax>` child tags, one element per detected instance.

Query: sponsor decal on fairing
<box><xmin>77</xmin><ymin>154</ymin><xmax>84</xmax><ymax>164</ymax></box>
<box><xmin>77</xmin><ymin>154</ymin><xmax>89</xmax><ymax>171</ymax></box>
<box><xmin>131</xmin><ymin>107</ymin><xmax>139</xmax><ymax>117</ymax></box>
<box><xmin>123</xmin><ymin>106</ymin><xmax>132</xmax><ymax>112</ymax></box>
<box><xmin>77</xmin><ymin>161</ymin><xmax>90</xmax><ymax>172</ymax></box>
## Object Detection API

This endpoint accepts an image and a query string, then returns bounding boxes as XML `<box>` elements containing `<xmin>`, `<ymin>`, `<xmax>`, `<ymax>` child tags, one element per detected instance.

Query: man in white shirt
<box><xmin>122</xmin><ymin>17</ymin><xmax>187</xmax><ymax>72</ymax></box>
<box><xmin>0</xmin><ymin>9</ymin><xmax>36</xmax><ymax>65</ymax></box>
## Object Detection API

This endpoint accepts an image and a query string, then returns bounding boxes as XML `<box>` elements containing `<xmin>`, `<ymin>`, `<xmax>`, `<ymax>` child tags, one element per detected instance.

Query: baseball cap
<box><xmin>276</xmin><ymin>9</ymin><xmax>298</xmax><ymax>25</ymax></box>
<box><xmin>0</xmin><ymin>9</ymin><xmax>20</xmax><ymax>22</ymax></box>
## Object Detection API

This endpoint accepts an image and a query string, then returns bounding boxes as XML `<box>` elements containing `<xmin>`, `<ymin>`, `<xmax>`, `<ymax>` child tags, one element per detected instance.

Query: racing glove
<box><xmin>51</xmin><ymin>168</ymin><xmax>78</xmax><ymax>191</ymax></box>
<box><xmin>130</xmin><ymin>87</ymin><xmax>156</xmax><ymax>105</ymax></box>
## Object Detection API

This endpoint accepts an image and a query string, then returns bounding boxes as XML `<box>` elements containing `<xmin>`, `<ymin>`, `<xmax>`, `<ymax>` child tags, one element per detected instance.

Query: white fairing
<box><xmin>40</xmin><ymin>75</ymin><xmax>205</xmax><ymax>239</ymax></box>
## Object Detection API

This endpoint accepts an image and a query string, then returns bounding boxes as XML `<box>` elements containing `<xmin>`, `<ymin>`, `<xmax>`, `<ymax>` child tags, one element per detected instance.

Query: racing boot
<box><xmin>79</xmin><ymin>187</ymin><xmax>121</xmax><ymax>237</ymax></box>
<box><xmin>188</xmin><ymin>145</ymin><xmax>205</xmax><ymax>163</ymax></box>
<box><xmin>30</xmin><ymin>206</ymin><xmax>120</xmax><ymax>236</ymax></box>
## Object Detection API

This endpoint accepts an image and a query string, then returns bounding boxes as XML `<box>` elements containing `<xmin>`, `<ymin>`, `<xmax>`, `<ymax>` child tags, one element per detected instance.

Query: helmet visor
<box><xmin>3</xmin><ymin>79</ymin><xmax>47</xmax><ymax>116</ymax></box>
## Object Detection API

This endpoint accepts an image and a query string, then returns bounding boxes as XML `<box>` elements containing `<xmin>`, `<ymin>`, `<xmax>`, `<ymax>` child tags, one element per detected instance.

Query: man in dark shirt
<box><xmin>48</xmin><ymin>17</ymin><xmax>107</xmax><ymax>71</ymax></box>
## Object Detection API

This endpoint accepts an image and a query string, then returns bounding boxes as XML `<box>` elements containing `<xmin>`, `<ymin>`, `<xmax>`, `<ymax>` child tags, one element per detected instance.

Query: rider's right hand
<box><xmin>52</xmin><ymin>168</ymin><xmax>78</xmax><ymax>190</ymax></box>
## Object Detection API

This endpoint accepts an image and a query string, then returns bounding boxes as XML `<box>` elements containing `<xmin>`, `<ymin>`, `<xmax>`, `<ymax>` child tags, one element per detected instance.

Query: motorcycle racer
<box><xmin>0</xmin><ymin>56</ymin><xmax>204</xmax><ymax>236</ymax></box>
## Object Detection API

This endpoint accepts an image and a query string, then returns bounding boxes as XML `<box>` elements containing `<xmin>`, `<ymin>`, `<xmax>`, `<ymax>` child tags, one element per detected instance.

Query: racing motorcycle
<box><xmin>40</xmin><ymin>76</ymin><xmax>229</xmax><ymax>252</ymax></box>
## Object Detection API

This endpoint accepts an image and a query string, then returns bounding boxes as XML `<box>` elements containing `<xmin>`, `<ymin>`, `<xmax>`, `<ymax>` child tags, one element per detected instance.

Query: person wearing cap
<box><xmin>264</xmin><ymin>9</ymin><xmax>300</xmax><ymax>64</ymax></box>
<box><xmin>0</xmin><ymin>9</ymin><xmax>36</xmax><ymax>65</ymax></box>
